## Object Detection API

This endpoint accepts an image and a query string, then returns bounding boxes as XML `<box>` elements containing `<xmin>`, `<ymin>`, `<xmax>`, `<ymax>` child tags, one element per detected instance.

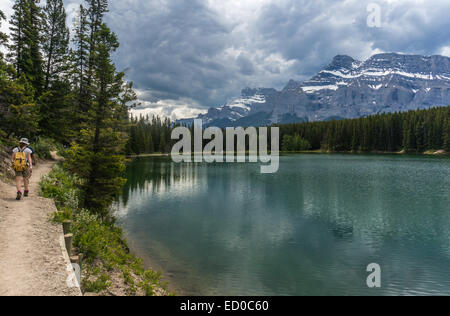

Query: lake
<box><xmin>115</xmin><ymin>154</ymin><xmax>450</xmax><ymax>296</ymax></box>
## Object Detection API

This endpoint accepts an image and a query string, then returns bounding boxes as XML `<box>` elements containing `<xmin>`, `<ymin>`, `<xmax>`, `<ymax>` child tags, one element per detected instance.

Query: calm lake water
<box><xmin>115</xmin><ymin>154</ymin><xmax>450</xmax><ymax>296</ymax></box>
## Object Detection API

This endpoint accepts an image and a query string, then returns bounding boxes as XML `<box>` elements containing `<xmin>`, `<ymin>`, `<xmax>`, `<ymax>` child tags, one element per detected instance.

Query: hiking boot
<box><xmin>16</xmin><ymin>191</ymin><xmax>22</xmax><ymax>200</ymax></box>
<box><xmin>24</xmin><ymin>190</ymin><xmax>29</xmax><ymax>197</ymax></box>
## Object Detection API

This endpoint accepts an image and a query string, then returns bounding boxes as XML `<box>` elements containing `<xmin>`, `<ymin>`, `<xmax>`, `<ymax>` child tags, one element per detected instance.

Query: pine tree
<box><xmin>8</xmin><ymin>0</ymin><xmax>45</xmax><ymax>95</ymax></box>
<box><xmin>38</xmin><ymin>79</ymin><xmax>75</xmax><ymax>142</ymax></box>
<box><xmin>65</xmin><ymin>23</ymin><xmax>135</xmax><ymax>217</ymax></box>
<box><xmin>71</xmin><ymin>5</ymin><xmax>89</xmax><ymax>111</ymax></box>
<box><xmin>444</xmin><ymin>117</ymin><xmax>450</xmax><ymax>152</ymax></box>
<box><xmin>0</xmin><ymin>70</ymin><xmax>39</xmax><ymax>138</ymax></box>
<box><xmin>0</xmin><ymin>10</ymin><xmax>7</xmax><ymax>59</ymax></box>
<box><xmin>8</xmin><ymin>0</ymin><xmax>26</xmax><ymax>73</ymax></box>
<box><xmin>42</xmin><ymin>0</ymin><xmax>70</xmax><ymax>89</ymax></box>
<box><xmin>159</xmin><ymin>130</ymin><xmax>166</xmax><ymax>153</ymax></box>
<box><xmin>85</xmin><ymin>0</ymin><xmax>108</xmax><ymax>92</ymax></box>
<box><xmin>37</xmin><ymin>0</ymin><xmax>73</xmax><ymax>140</ymax></box>
<box><xmin>1</xmin><ymin>9</ymin><xmax>39</xmax><ymax>139</ymax></box>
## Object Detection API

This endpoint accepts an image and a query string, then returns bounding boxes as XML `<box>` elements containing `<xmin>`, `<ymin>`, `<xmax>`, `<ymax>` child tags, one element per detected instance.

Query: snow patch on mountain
<box><xmin>302</xmin><ymin>85</ymin><xmax>339</xmax><ymax>93</ymax></box>
<box><xmin>320</xmin><ymin>69</ymin><xmax>439</xmax><ymax>80</ymax></box>
<box><xmin>225</xmin><ymin>94</ymin><xmax>266</xmax><ymax>111</ymax></box>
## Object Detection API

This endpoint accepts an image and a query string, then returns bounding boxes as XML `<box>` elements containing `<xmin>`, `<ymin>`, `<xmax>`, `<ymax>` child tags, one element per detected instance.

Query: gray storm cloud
<box><xmin>2</xmin><ymin>0</ymin><xmax>450</xmax><ymax>119</ymax></box>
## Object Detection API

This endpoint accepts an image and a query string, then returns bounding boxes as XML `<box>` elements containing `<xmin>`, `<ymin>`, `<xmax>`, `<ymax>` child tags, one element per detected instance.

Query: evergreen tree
<box><xmin>71</xmin><ymin>5</ymin><xmax>89</xmax><ymax>112</ymax></box>
<box><xmin>159</xmin><ymin>130</ymin><xmax>166</xmax><ymax>153</ymax></box>
<box><xmin>72</xmin><ymin>1</ymin><xmax>110</xmax><ymax>116</ymax></box>
<box><xmin>38</xmin><ymin>0</ymin><xmax>72</xmax><ymax>140</ymax></box>
<box><xmin>1</xmin><ymin>8</ymin><xmax>38</xmax><ymax>139</ymax></box>
<box><xmin>65</xmin><ymin>23</ymin><xmax>134</xmax><ymax>217</ymax></box>
<box><xmin>42</xmin><ymin>0</ymin><xmax>70</xmax><ymax>89</ymax></box>
<box><xmin>277</xmin><ymin>107</ymin><xmax>449</xmax><ymax>154</ymax></box>
<box><xmin>444</xmin><ymin>117</ymin><xmax>450</xmax><ymax>152</ymax></box>
<box><xmin>8</xmin><ymin>0</ymin><xmax>45</xmax><ymax>95</ymax></box>
<box><xmin>38</xmin><ymin>79</ymin><xmax>75</xmax><ymax>142</ymax></box>
<box><xmin>8</xmin><ymin>0</ymin><xmax>26</xmax><ymax>73</ymax></box>
<box><xmin>0</xmin><ymin>68</ymin><xmax>39</xmax><ymax>138</ymax></box>
<box><xmin>126</xmin><ymin>114</ymin><xmax>174</xmax><ymax>154</ymax></box>
<box><xmin>85</xmin><ymin>0</ymin><xmax>108</xmax><ymax>92</ymax></box>
<box><xmin>0</xmin><ymin>10</ymin><xmax>7</xmax><ymax>58</ymax></box>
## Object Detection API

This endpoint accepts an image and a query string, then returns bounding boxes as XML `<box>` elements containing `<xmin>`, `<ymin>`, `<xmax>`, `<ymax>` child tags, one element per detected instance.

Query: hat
<box><xmin>19</xmin><ymin>138</ymin><xmax>30</xmax><ymax>145</ymax></box>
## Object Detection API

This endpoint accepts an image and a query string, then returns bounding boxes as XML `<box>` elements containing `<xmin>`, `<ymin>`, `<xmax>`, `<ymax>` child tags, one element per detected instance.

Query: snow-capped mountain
<box><xmin>180</xmin><ymin>53</ymin><xmax>450</xmax><ymax>127</ymax></box>
<box><xmin>196</xmin><ymin>92</ymin><xmax>268</xmax><ymax>124</ymax></box>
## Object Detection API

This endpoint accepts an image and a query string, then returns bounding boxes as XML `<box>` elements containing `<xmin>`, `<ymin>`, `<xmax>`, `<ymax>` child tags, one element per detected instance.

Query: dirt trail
<box><xmin>0</xmin><ymin>159</ymin><xmax>81</xmax><ymax>296</ymax></box>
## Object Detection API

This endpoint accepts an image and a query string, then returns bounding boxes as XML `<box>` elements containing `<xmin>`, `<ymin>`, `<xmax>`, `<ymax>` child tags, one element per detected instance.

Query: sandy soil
<box><xmin>0</xmin><ymin>159</ymin><xmax>81</xmax><ymax>296</ymax></box>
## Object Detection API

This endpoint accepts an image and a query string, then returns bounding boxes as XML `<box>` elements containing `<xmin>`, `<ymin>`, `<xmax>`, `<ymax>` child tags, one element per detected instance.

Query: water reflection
<box><xmin>117</xmin><ymin>155</ymin><xmax>450</xmax><ymax>296</ymax></box>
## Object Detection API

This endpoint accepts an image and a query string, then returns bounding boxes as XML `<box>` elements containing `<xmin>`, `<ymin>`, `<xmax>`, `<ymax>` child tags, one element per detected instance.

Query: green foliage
<box><xmin>39</xmin><ymin>164</ymin><xmax>82</xmax><ymax>211</ymax></box>
<box><xmin>140</xmin><ymin>270</ymin><xmax>165</xmax><ymax>296</ymax></box>
<box><xmin>278</xmin><ymin>106</ymin><xmax>450</xmax><ymax>153</ymax></box>
<box><xmin>65</xmin><ymin>133</ymin><xmax>127</xmax><ymax>218</ymax></box>
<box><xmin>0</xmin><ymin>68</ymin><xmax>39</xmax><ymax>138</ymax></box>
<box><xmin>71</xmin><ymin>209</ymin><xmax>131</xmax><ymax>269</ymax></box>
<box><xmin>33</xmin><ymin>136</ymin><xmax>54</xmax><ymax>159</ymax></box>
<box><xmin>0</xmin><ymin>10</ymin><xmax>7</xmax><ymax>57</ymax></box>
<box><xmin>39</xmin><ymin>0</ymin><xmax>72</xmax><ymax>140</ymax></box>
<box><xmin>70</xmin><ymin>209</ymin><xmax>166</xmax><ymax>295</ymax></box>
<box><xmin>51</xmin><ymin>207</ymin><xmax>72</xmax><ymax>223</ymax></box>
<box><xmin>38</xmin><ymin>82</ymin><xmax>77</xmax><ymax>143</ymax></box>
<box><xmin>83</xmin><ymin>271</ymin><xmax>111</xmax><ymax>293</ymax></box>
<box><xmin>65</xmin><ymin>21</ymin><xmax>133</xmax><ymax>217</ymax></box>
<box><xmin>444</xmin><ymin>117</ymin><xmax>450</xmax><ymax>152</ymax></box>
<box><xmin>282</xmin><ymin>134</ymin><xmax>312</xmax><ymax>151</ymax></box>
<box><xmin>42</xmin><ymin>0</ymin><xmax>70</xmax><ymax>89</ymax></box>
<box><xmin>127</xmin><ymin>115</ymin><xmax>173</xmax><ymax>155</ymax></box>
<box><xmin>8</xmin><ymin>0</ymin><xmax>45</xmax><ymax>95</ymax></box>
<box><xmin>70</xmin><ymin>5</ymin><xmax>89</xmax><ymax>115</ymax></box>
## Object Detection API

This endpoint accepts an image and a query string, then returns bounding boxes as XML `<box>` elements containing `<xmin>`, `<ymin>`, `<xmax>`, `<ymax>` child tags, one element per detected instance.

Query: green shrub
<box><xmin>51</xmin><ymin>207</ymin><xmax>73</xmax><ymax>223</ymax></box>
<box><xmin>282</xmin><ymin>134</ymin><xmax>312</xmax><ymax>151</ymax></box>
<box><xmin>40</xmin><ymin>164</ymin><xmax>82</xmax><ymax>210</ymax></box>
<box><xmin>33</xmin><ymin>137</ymin><xmax>54</xmax><ymax>160</ymax></box>
<box><xmin>84</xmin><ymin>272</ymin><xmax>111</xmax><ymax>293</ymax></box>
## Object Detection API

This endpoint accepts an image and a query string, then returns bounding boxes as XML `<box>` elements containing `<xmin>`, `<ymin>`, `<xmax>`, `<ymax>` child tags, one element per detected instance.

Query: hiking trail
<box><xmin>0</xmin><ymin>155</ymin><xmax>81</xmax><ymax>296</ymax></box>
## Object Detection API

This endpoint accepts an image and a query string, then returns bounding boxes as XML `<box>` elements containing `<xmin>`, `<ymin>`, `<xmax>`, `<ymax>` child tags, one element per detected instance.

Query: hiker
<box><xmin>11</xmin><ymin>138</ymin><xmax>33</xmax><ymax>200</ymax></box>
<box><xmin>27</xmin><ymin>145</ymin><xmax>37</xmax><ymax>166</ymax></box>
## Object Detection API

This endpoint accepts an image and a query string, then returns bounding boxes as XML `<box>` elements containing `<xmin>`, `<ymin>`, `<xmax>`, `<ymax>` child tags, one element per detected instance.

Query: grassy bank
<box><xmin>39</xmin><ymin>164</ymin><xmax>171</xmax><ymax>296</ymax></box>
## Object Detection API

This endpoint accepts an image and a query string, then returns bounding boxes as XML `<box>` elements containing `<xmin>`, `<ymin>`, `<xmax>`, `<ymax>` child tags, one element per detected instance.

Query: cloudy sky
<box><xmin>1</xmin><ymin>0</ymin><xmax>450</xmax><ymax>119</ymax></box>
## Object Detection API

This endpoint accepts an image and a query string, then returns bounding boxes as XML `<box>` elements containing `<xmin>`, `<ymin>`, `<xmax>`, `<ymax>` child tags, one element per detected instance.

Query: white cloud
<box><xmin>441</xmin><ymin>46</ymin><xmax>450</xmax><ymax>57</ymax></box>
<box><xmin>131</xmin><ymin>95</ymin><xmax>207</xmax><ymax>121</ymax></box>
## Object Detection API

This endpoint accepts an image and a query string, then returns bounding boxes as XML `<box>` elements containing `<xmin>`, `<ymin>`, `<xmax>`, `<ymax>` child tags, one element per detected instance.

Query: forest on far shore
<box><xmin>127</xmin><ymin>106</ymin><xmax>450</xmax><ymax>155</ymax></box>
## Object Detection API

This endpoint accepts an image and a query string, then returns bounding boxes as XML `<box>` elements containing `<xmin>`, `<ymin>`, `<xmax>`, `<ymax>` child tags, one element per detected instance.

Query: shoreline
<box><xmin>127</xmin><ymin>149</ymin><xmax>449</xmax><ymax>159</ymax></box>
<box><xmin>126</xmin><ymin>153</ymin><xmax>170</xmax><ymax>159</ymax></box>
<box><xmin>281</xmin><ymin>149</ymin><xmax>449</xmax><ymax>156</ymax></box>
<box><xmin>119</xmin><ymin>230</ymin><xmax>187</xmax><ymax>296</ymax></box>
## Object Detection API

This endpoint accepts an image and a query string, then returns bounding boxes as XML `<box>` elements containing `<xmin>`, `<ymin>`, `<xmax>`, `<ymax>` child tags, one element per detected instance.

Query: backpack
<box><xmin>13</xmin><ymin>149</ymin><xmax>28</xmax><ymax>172</ymax></box>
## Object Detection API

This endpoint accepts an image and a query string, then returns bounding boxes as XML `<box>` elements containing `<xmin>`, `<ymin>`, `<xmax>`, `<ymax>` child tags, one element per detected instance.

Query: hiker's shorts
<box><xmin>15</xmin><ymin>168</ymin><xmax>31</xmax><ymax>179</ymax></box>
